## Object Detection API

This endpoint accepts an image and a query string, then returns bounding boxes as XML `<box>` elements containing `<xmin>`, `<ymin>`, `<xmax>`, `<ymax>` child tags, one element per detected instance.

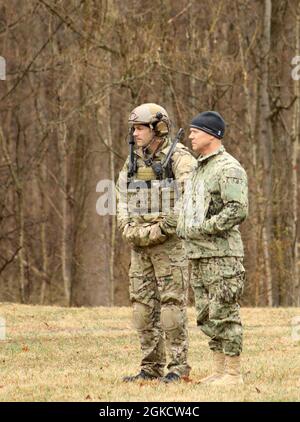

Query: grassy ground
<box><xmin>0</xmin><ymin>303</ymin><xmax>299</xmax><ymax>402</ymax></box>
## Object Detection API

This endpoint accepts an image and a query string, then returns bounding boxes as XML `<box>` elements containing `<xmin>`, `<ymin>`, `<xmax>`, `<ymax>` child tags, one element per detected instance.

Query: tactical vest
<box><xmin>127</xmin><ymin>156</ymin><xmax>177</xmax><ymax>216</ymax></box>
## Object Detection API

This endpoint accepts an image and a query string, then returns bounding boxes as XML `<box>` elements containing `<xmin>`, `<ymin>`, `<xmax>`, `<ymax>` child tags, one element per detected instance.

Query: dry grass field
<box><xmin>0</xmin><ymin>304</ymin><xmax>299</xmax><ymax>402</ymax></box>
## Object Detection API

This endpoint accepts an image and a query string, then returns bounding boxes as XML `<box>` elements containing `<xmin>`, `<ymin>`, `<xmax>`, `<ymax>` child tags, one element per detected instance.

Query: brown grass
<box><xmin>0</xmin><ymin>304</ymin><xmax>299</xmax><ymax>402</ymax></box>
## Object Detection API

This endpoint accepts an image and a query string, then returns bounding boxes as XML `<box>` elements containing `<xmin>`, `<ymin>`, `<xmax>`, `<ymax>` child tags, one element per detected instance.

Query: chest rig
<box><xmin>126</xmin><ymin>128</ymin><xmax>184</xmax><ymax>216</ymax></box>
<box><xmin>127</xmin><ymin>153</ymin><xmax>176</xmax><ymax>216</ymax></box>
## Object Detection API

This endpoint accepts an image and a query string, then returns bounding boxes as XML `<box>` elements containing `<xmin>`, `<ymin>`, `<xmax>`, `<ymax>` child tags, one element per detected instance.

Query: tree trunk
<box><xmin>70</xmin><ymin>2</ymin><xmax>111</xmax><ymax>306</ymax></box>
<box><xmin>258</xmin><ymin>0</ymin><xmax>273</xmax><ymax>306</ymax></box>
<box><xmin>292</xmin><ymin>2</ymin><xmax>300</xmax><ymax>305</ymax></box>
<box><xmin>57</xmin><ymin>121</ymin><xmax>73</xmax><ymax>306</ymax></box>
<box><xmin>0</xmin><ymin>126</ymin><xmax>26</xmax><ymax>303</ymax></box>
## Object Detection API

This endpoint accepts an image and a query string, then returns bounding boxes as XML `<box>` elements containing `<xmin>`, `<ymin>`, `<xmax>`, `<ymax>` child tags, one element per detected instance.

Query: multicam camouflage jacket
<box><xmin>176</xmin><ymin>145</ymin><xmax>248</xmax><ymax>258</ymax></box>
<box><xmin>116</xmin><ymin>136</ymin><xmax>197</xmax><ymax>232</ymax></box>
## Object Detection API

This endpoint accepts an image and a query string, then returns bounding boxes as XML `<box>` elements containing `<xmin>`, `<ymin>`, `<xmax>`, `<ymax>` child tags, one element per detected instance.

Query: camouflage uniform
<box><xmin>117</xmin><ymin>136</ymin><xmax>196</xmax><ymax>377</ymax></box>
<box><xmin>177</xmin><ymin>145</ymin><xmax>248</xmax><ymax>356</ymax></box>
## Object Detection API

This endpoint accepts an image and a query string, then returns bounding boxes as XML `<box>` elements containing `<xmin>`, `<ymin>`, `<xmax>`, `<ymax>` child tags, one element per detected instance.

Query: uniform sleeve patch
<box><xmin>224</xmin><ymin>167</ymin><xmax>245</xmax><ymax>179</ymax></box>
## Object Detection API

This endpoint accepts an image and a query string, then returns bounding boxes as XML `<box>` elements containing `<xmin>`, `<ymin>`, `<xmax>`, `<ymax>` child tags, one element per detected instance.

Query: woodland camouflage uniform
<box><xmin>177</xmin><ymin>144</ymin><xmax>248</xmax><ymax>357</ymax></box>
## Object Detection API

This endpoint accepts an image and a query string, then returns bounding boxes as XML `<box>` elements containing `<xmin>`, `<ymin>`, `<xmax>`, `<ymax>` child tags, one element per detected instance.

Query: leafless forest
<box><xmin>0</xmin><ymin>0</ymin><xmax>299</xmax><ymax>307</ymax></box>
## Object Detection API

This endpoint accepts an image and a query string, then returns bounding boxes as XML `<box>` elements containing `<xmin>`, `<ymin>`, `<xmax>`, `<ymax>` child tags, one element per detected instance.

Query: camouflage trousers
<box><xmin>190</xmin><ymin>257</ymin><xmax>245</xmax><ymax>356</ymax></box>
<box><xmin>129</xmin><ymin>235</ymin><xmax>190</xmax><ymax>378</ymax></box>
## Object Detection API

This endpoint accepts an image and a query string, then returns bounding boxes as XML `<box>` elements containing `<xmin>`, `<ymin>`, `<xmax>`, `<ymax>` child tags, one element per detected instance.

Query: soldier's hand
<box><xmin>185</xmin><ymin>226</ymin><xmax>203</xmax><ymax>239</ymax></box>
<box><xmin>159</xmin><ymin>219</ymin><xmax>176</xmax><ymax>236</ymax></box>
<box><xmin>122</xmin><ymin>223</ymin><xmax>167</xmax><ymax>246</ymax></box>
<box><xmin>176</xmin><ymin>226</ymin><xmax>185</xmax><ymax>239</ymax></box>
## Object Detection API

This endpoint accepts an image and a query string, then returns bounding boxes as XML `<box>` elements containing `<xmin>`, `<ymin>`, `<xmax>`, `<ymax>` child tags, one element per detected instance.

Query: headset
<box><xmin>150</xmin><ymin>112</ymin><xmax>170</xmax><ymax>136</ymax></box>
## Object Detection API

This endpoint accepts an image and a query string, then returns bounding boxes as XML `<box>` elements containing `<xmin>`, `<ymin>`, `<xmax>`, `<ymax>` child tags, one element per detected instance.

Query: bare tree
<box><xmin>0</xmin><ymin>0</ymin><xmax>299</xmax><ymax>307</ymax></box>
<box><xmin>292</xmin><ymin>1</ymin><xmax>300</xmax><ymax>305</ymax></box>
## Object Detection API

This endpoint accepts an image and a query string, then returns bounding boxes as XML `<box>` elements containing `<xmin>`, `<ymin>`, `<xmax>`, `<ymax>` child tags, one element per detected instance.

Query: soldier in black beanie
<box><xmin>177</xmin><ymin>110</ymin><xmax>248</xmax><ymax>387</ymax></box>
<box><xmin>190</xmin><ymin>111</ymin><xmax>225</xmax><ymax>139</ymax></box>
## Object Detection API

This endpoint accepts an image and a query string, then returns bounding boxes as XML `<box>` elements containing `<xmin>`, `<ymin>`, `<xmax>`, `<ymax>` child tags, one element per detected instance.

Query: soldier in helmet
<box><xmin>116</xmin><ymin>103</ymin><xmax>196</xmax><ymax>383</ymax></box>
<box><xmin>177</xmin><ymin>111</ymin><xmax>248</xmax><ymax>386</ymax></box>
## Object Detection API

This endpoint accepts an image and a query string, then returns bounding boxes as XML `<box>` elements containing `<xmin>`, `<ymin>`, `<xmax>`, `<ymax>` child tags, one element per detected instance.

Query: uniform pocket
<box><xmin>132</xmin><ymin>276</ymin><xmax>153</xmax><ymax>294</ymax></box>
<box><xmin>218</xmin><ymin>258</ymin><xmax>245</xmax><ymax>303</ymax></box>
<box><xmin>158</xmin><ymin>266</ymin><xmax>187</xmax><ymax>305</ymax></box>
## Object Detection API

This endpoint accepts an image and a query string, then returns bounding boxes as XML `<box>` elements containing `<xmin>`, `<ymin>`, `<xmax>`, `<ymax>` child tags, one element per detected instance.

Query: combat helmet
<box><xmin>128</xmin><ymin>103</ymin><xmax>170</xmax><ymax>136</ymax></box>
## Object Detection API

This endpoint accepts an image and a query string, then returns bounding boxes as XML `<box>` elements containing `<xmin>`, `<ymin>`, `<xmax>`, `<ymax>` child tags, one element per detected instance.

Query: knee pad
<box><xmin>132</xmin><ymin>302</ymin><xmax>149</xmax><ymax>330</ymax></box>
<box><xmin>161</xmin><ymin>305</ymin><xmax>182</xmax><ymax>332</ymax></box>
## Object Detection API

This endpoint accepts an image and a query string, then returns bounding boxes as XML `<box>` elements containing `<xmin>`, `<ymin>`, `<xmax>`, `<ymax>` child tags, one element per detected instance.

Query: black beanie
<box><xmin>190</xmin><ymin>111</ymin><xmax>225</xmax><ymax>139</ymax></box>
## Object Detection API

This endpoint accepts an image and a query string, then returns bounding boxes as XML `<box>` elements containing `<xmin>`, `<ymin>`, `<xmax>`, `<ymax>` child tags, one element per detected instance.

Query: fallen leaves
<box><xmin>182</xmin><ymin>376</ymin><xmax>193</xmax><ymax>383</ymax></box>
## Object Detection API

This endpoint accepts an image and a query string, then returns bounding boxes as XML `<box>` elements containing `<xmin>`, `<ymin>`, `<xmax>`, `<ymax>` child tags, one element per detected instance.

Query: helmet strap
<box><xmin>143</xmin><ymin>135</ymin><xmax>163</xmax><ymax>164</ymax></box>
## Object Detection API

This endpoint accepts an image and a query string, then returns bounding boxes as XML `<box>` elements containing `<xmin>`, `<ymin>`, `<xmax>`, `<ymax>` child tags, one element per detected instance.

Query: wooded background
<box><xmin>0</xmin><ymin>0</ymin><xmax>299</xmax><ymax>307</ymax></box>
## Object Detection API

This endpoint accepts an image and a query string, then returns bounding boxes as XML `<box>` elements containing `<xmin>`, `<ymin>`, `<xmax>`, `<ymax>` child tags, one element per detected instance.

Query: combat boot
<box><xmin>198</xmin><ymin>351</ymin><xmax>225</xmax><ymax>384</ymax></box>
<box><xmin>161</xmin><ymin>372</ymin><xmax>181</xmax><ymax>383</ymax></box>
<box><xmin>211</xmin><ymin>355</ymin><xmax>244</xmax><ymax>386</ymax></box>
<box><xmin>122</xmin><ymin>370</ymin><xmax>159</xmax><ymax>383</ymax></box>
